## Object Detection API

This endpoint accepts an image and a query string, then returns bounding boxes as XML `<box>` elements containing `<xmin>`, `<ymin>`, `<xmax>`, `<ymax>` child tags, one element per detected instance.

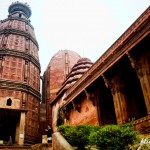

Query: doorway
<box><xmin>0</xmin><ymin>110</ymin><xmax>20</xmax><ymax>144</ymax></box>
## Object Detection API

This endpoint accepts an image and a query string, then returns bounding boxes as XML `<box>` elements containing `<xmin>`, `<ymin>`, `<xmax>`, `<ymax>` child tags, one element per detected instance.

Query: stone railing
<box><xmin>52</xmin><ymin>132</ymin><xmax>74</xmax><ymax>150</ymax></box>
<box><xmin>134</xmin><ymin>115</ymin><xmax>150</xmax><ymax>134</ymax></box>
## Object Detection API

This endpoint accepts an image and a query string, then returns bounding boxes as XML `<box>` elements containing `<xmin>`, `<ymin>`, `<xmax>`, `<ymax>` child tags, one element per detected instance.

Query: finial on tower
<box><xmin>8</xmin><ymin>1</ymin><xmax>32</xmax><ymax>18</ymax></box>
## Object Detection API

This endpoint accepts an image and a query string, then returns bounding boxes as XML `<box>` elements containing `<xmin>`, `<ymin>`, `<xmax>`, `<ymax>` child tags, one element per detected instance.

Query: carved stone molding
<box><xmin>0</xmin><ymin>79</ymin><xmax>41</xmax><ymax>100</ymax></box>
<box><xmin>84</xmin><ymin>89</ymin><xmax>96</xmax><ymax>106</ymax></box>
<box><xmin>101</xmin><ymin>74</ymin><xmax>112</xmax><ymax>88</ymax></box>
<box><xmin>101</xmin><ymin>74</ymin><xmax>125</xmax><ymax>95</ymax></box>
<box><xmin>72</xmin><ymin>101</ymin><xmax>80</xmax><ymax>112</ymax></box>
<box><xmin>0</xmin><ymin>48</ymin><xmax>41</xmax><ymax>71</ymax></box>
<box><xmin>0</xmin><ymin>28</ymin><xmax>38</xmax><ymax>48</ymax></box>
<box><xmin>62</xmin><ymin>107</ymin><xmax>69</xmax><ymax>120</ymax></box>
<box><xmin>1</xmin><ymin>17</ymin><xmax>34</xmax><ymax>30</ymax></box>
<box><xmin>126</xmin><ymin>52</ymin><xmax>143</xmax><ymax>78</ymax></box>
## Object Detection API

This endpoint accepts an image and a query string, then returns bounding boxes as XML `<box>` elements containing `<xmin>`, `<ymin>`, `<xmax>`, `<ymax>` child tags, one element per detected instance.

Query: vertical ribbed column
<box><xmin>111</xmin><ymin>85</ymin><xmax>128</xmax><ymax>124</ymax></box>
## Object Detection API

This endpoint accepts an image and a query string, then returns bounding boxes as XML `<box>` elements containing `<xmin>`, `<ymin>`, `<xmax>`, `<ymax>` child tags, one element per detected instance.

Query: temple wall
<box><xmin>1</xmin><ymin>56</ymin><xmax>25</xmax><ymax>81</ymax></box>
<box><xmin>69</xmin><ymin>97</ymin><xmax>98</xmax><ymax>125</ymax></box>
<box><xmin>0</xmin><ymin>97</ymin><xmax>20</xmax><ymax>109</ymax></box>
<box><xmin>0</xmin><ymin>4</ymin><xmax>41</xmax><ymax>144</ymax></box>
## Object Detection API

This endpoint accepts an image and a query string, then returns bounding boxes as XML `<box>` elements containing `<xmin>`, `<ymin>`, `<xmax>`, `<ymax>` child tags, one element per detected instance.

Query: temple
<box><xmin>0</xmin><ymin>1</ymin><xmax>150</xmax><ymax>147</ymax></box>
<box><xmin>0</xmin><ymin>1</ymin><xmax>40</xmax><ymax>145</ymax></box>
<box><xmin>43</xmin><ymin>6</ymin><xmax>150</xmax><ymax>134</ymax></box>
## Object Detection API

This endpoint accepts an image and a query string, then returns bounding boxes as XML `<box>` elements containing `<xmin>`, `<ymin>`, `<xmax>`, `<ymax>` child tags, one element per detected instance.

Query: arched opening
<box><xmin>96</xmin><ymin>77</ymin><xmax>117</xmax><ymax>125</ymax></box>
<box><xmin>19</xmin><ymin>13</ymin><xmax>22</xmax><ymax>18</ymax></box>
<box><xmin>118</xmin><ymin>65</ymin><xmax>147</xmax><ymax>120</ymax></box>
<box><xmin>6</xmin><ymin>98</ymin><xmax>12</xmax><ymax>106</ymax></box>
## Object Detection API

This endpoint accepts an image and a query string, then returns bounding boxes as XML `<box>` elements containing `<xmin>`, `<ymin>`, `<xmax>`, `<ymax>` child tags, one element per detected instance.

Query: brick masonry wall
<box><xmin>0</xmin><ymin>13</ymin><xmax>41</xmax><ymax>143</ymax></box>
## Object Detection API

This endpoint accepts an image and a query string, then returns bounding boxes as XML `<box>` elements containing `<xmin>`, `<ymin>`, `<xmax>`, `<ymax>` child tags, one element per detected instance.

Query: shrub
<box><xmin>58</xmin><ymin>124</ymin><xmax>97</xmax><ymax>150</ymax></box>
<box><xmin>58</xmin><ymin>124</ymin><xmax>71</xmax><ymax>133</ymax></box>
<box><xmin>58</xmin><ymin>123</ymin><xmax>138</xmax><ymax>150</ymax></box>
<box><xmin>89</xmin><ymin>124</ymin><xmax>138</xmax><ymax>150</ymax></box>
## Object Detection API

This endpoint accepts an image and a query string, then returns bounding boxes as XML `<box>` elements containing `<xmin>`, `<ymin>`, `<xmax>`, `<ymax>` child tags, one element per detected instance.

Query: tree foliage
<box><xmin>58</xmin><ymin>123</ymin><xmax>138</xmax><ymax>150</ymax></box>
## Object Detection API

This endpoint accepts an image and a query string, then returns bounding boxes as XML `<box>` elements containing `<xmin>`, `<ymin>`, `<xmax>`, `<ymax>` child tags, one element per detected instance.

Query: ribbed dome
<box><xmin>47</xmin><ymin>50</ymin><xmax>81</xmax><ymax>101</ymax></box>
<box><xmin>49</xmin><ymin>50</ymin><xmax>81</xmax><ymax>75</ymax></box>
<box><xmin>62</xmin><ymin>57</ymin><xmax>93</xmax><ymax>90</ymax></box>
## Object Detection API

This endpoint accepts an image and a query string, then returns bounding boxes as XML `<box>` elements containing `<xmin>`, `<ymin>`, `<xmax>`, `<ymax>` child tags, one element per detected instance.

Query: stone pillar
<box><xmin>15</xmin><ymin>121</ymin><xmax>20</xmax><ymax>144</ymax></box>
<box><xmin>138</xmin><ymin>68</ymin><xmax>150</xmax><ymax>114</ymax></box>
<box><xmin>111</xmin><ymin>84</ymin><xmax>128</xmax><ymax>124</ymax></box>
<box><xmin>18</xmin><ymin>112</ymin><xmax>26</xmax><ymax>145</ymax></box>
<box><xmin>126</xmin><ymin>52</ymin><xmax>150</xmax><ymax>115</ymax></box>
<box><xmin>102</xmin><ymin>74</ymin><xmax>128</xmax><ymax>124</ymax></box>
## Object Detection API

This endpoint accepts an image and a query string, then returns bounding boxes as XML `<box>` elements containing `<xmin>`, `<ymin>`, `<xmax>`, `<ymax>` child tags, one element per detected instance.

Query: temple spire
<box><xmin>8</xmin><ymin>1</ymin><xmax>31</xmax><ymax>19</ymax></box>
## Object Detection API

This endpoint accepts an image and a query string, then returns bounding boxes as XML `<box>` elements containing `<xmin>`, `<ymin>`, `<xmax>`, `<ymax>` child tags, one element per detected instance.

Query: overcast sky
<box><xmin>0</xmin><ymin>0</ymin><xmax>149</xmax><ymax>74</ymax></box>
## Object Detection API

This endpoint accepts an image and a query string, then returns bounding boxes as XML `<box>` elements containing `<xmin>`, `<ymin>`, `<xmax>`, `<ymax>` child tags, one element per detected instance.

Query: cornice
<box><xmin>0</xmin><ymin>79</ymin><xmax>41</xmax><ymax>100</ymax></box>
<box><xmin>0</xmin><ymin>28</ymin><xmax>38</xmax><ymax>48</ymax></box>
<box><xmin>0</xmin><ymin>48</ymin><xmax>41</xmax><ymax>72</ymax></box>
<box><xmin>62</xmin><ymin>6</ymin><xmax>150</xmax><ymax>107</ymax></box>
<box><xmin>1</xmin><ymin>17</ymin><xmax>34</xmax><ymax>30</ymax></box>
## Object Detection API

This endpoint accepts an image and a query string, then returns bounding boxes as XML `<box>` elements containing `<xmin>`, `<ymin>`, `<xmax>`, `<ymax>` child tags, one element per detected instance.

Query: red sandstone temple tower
<box><xmin>0</xmin><ymin>2</ymin><xmax>40</xmax><ymax>145</ymax></box>
<box><xmin>41</xmin><ymin>50</ymin><xmax>80</xmax><ymax>134</ymax></box>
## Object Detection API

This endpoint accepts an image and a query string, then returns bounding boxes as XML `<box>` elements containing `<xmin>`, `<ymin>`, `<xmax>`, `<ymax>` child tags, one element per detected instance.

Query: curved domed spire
<box><xmin>46</xmin><ymin>49</ymin><xmax>81</xmax><ymax>102</ymax></box>
<box><xmin>58</xmin><ymin>57</ymin><xmax>93</xmax><ymax>93</ymax></box>
<box><xmin>8</xmin><ymin>1</ymin><xmax>31</xmax><ymax>18</ymax></box>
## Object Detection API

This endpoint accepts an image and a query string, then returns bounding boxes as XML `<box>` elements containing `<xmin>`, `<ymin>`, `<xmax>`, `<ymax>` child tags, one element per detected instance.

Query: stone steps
<box><xmin>0</xmin><ymin>143</ymin><xmax>53</xmax><ymax>150</ymax></box>
<box><xmin>31</xmin><ymin>143</ymin><xmax>52</xmax><ymax>150</ymax></box>
<box><xmin>0</xmin><ymin>145</ymin><xmax>31</xmax><ymax>150</ymax></box>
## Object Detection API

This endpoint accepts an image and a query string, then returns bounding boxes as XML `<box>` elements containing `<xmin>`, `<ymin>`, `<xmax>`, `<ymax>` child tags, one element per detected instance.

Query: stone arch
<box><xmin>95</xmin><ymin>76</ymin><xmax>117</xmax><ymax>125</ymax></box>
<box><xmin>6</xmin><ymin>98</ymin><xmax>12</xmax><ymax>106</ymax></box>
<box><xmin>113</xmin><ymin>61</ymin><xmax>147</xmax><ymax>121</ymax></box>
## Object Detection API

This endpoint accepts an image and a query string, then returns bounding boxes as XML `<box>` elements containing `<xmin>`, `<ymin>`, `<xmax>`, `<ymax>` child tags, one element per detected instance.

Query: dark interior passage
<box><xmin>123</xmin><ymin>68</ymin><xmax>147</xmax><ymax>119</ymax></box>
<box><xmin>95</xmin><ymin>78</ymin><xmax>117</xmax><ymax>125</ymax></box>
<box><xmin>0</xmin><ymin>110</ymin><xmax>20</xmax><ymax>144</ymax></box>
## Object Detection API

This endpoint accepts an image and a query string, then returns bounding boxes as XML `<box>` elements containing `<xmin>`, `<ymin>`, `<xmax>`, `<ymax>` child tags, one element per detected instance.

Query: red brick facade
<box><xmin>0</xmin><ymin>2</ymin><xmax>40</xmax><ymax>144</ymax></box>
<box><xmin>42</xmin><ymin>50</ymin><xmax>81</xmax><ymax>131</ymax></box>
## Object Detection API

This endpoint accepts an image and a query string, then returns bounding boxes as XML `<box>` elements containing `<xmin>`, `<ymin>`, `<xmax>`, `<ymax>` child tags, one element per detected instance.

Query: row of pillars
<box><xmin>101</xmin><ymin>53</ymin><xmax>150</xmax><ymax>124</ymax></box>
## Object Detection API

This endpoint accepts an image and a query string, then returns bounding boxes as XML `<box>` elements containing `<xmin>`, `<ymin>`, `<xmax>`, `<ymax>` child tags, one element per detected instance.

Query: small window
<box><xmin>6</xmin><ymin>98</ymin><xmax>12</xmax><ymax>106</ymax></box>
<box><xmin>19</xmin><ymin>14</ymin><xmax>22</xmax><ymax>18</ymax></box>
